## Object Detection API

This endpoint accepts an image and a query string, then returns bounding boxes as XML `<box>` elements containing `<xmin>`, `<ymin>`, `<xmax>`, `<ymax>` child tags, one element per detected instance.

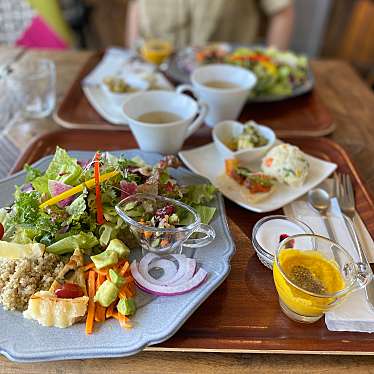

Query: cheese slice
<box><xmin>23</xmin><ymin>291</ymin><xmax>89</xmax><ymax>328</ymax></box>
<box><xmin>0</xmin><ymin>241</ymin><xmax>45</xmax><ymax>259</ymax></box>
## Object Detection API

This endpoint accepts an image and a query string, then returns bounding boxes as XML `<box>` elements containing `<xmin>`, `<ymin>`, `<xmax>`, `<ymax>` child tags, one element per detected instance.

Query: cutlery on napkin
<box><xmin>283</xmin><ymin>181</ymin><xmax>374</xmax><ymax>333</ymax></box>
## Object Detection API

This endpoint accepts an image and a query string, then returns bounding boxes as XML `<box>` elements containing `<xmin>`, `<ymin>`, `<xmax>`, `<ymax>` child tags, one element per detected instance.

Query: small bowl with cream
<box><xmin>213</xmin><ymin>120</ymin><xmax>276</xmax><ymax>163</ymax></box>
<box><xmin>251</xmin><ymin>215</ymin><xmax>314</xmax><ymax>269</ymax></box>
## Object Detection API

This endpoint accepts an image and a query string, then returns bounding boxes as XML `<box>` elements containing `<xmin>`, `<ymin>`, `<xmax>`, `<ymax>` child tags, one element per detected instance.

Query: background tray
<box><xmin>55</xmin><ymin>52</ymin><xmax>335</xmax><ymax>137</ymax></box>
<box><xmin>10</xmin><ymin>129</ymin><xmax>374</xmax><ymax>354</ymax></box>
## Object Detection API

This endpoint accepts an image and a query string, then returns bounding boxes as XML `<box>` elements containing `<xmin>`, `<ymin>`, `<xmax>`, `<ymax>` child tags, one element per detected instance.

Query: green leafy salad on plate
<box><xmin>0</xmin><ymin>147</ymin><xmax>216</xmax><ymax>255</ymax></box>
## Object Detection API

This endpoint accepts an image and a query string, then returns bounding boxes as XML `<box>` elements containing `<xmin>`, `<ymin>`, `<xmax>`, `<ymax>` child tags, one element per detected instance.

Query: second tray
<box><xmin>55</xmin><ymin>52</ymin><xmax>335</xmax><ymax>137</ymax></box>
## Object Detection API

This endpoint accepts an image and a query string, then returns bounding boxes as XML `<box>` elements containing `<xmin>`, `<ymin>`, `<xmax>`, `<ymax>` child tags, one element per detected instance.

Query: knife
<box><xmin>342</xmin><ymin>213</ymin><xmax>374</xmax><ymax>311</ymax></box>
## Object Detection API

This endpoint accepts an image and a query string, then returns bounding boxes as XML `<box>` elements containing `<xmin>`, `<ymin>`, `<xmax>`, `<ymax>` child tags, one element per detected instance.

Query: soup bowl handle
<box><xmin>183</xmin><ymin>224</ymin><xmax>216</xmax><ymax>248</ymax></box>
<box><xmin>185</xmin><ymin>101</ymin><xmax>208</xmax><ymax>138</ymax></box>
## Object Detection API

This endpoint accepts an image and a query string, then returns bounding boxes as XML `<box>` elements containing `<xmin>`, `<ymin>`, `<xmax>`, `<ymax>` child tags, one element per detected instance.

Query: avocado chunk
<box><xmin>108</xmin><ymin>269</ymin><xmax>125</xmax><ymax>288</ymax></box>
<box><xmin>94</xmin><ymin>280</ymin><xmax>119</xmax><ymax>307</ymax></box>
<box><xmin>106</xmin><ymin>239</ymin><xmax>130</xmax><ymax>258</ymax></box>
<box><xmin>117</xmin><ymin>298</ymin><xmax>136</xmax><ymax>316</ymax></box>
<box><xmin>91</xmin><ymin>250</ymin><xmax>118</xmax><ymax>269</ymax></box>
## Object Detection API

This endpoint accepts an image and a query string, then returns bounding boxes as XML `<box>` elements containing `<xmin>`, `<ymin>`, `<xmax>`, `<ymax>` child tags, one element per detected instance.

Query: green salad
<box><xmin>0</xmin><ymin>148</ymin><xmax>216</xmax><ymax>255</ymax></box>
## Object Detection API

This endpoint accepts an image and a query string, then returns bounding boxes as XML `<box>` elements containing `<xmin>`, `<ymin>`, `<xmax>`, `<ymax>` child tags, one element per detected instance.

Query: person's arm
<box><xmin>125</xmin><ymin>0</ymin><xmax>140</xmax><ymax>48</ymax></box>
<box><xmin>266</xmin><ymin>4</ymin><xmax>294</xmax><ymax>50</ymax></box>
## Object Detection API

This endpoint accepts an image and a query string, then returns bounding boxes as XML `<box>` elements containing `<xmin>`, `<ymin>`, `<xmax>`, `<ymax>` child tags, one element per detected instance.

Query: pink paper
<box><xmin>16</xmin><ymin>15</ymin><xmax>68</xmax><ymax>49</ymax></box>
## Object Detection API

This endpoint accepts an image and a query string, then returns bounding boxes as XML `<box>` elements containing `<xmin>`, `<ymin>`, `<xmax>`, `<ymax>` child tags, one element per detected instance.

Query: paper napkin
<box><xmin>283</xmin><ymin>184</ymin><xmax>374</xmax><ymax>333</ymax></box>
<box><xmin>82</xmin><ymin>48</ymin><xmax>155</xmax><ymax>86</ymax></box>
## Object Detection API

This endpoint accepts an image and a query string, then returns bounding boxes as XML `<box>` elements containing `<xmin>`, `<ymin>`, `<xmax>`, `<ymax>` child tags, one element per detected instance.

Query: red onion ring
<box><xmin>130</xmin><ymin>255</ymin><xmax>207</xmax><ymax>296</ymax></box>
<box><xmin>149</xmin><ymin>259</ymin><xmax>178</xmax><ymax>283</ymax></box>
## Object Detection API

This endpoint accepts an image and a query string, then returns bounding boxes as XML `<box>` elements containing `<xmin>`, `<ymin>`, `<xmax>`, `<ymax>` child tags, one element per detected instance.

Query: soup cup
<box><xmin>177</xmin><ymin>64</ymin><xmax>256</xmax><ymax>127</ymax></box>
<box><xmin>273</xmin><ymin>234</ymin><xmax>372</xmax><ymax>323</ymax></box>
<box><xmin>115</xmin><ymin>193</ymin><xmax>216</xmax><ymax>256</ymax></box>
<box><xmin>122</xmin><ymin>90</ymin><xmax>208</xmax><ymax>154</ymax></box>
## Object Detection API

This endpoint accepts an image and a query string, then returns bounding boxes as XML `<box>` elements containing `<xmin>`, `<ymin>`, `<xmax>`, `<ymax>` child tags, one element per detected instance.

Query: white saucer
<box><xmin>178</xmin><ymin>142</ymin><xmax>337</xmax><ymax>213</ymax></box>
<box><xmin>83</xmin><ymin>73</ymin><xmax>173</xmax><ymax>126</ymax></box>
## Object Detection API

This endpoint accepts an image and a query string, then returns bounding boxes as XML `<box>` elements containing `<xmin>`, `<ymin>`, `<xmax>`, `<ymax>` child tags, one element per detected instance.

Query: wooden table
<box><xmin>2</xmin><ymin>47</ymin><xmax>374</xmax><ymax>373</ymax></box>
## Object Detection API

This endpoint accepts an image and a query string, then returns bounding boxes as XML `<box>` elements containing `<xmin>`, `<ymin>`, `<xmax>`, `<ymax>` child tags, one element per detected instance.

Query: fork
<box><xmin>335</xmin><ymin>172</ymin><xmax>374</xmax><ymax>309</ymax></box>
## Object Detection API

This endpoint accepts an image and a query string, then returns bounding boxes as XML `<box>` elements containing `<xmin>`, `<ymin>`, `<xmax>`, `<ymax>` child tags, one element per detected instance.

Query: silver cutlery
<box><xmin>308</xmin><ymin>188</ymin><xmax>337</xmax><ymax>242</ymax></box>
<box><xmin>335</xmin><ymin>172</ymin><xmax>374</xmax><ymax>310</ymax></box>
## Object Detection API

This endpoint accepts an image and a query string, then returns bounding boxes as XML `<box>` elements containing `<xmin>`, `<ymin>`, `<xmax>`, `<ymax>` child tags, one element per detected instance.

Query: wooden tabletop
<box><xmin>2</xmin><ymin>47</ymin><xmax>374</xmax><ymax>373</ymax></box>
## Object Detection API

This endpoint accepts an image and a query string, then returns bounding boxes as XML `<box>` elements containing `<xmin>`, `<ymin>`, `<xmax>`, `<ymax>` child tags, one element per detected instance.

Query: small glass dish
<box><xmin>273</xmin><ymin>234</ymin><xmax>372</xmax><ymax>323</ymax></box>
<box><xmin>252</xmin><ymin>215</ymin><xmax>314</xmax><ymax>269</ymax></box>
<box><xmin>115</xmin><ymin>193</ymin><xmax>215</xmax><ymax>255</ymax></box>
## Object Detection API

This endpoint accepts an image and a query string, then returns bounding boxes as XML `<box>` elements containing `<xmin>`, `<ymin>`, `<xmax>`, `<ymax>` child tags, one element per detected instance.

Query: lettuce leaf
<box><xmin>182</xmin><ymin>184</ymin><xmax>216</xmax><ymax>205</ymax></box>
<box><xmin>99</xmin><ymin>223</ymin><xmax>120</xmax><ymax>247</ymax></box>
<box><xmin>32</xmin><ymin>147</ymin><xmax>83</xmax><ymax>194</ymax></box>
<box><xmin>47</xmin><ymin>232</ymin><xmax>99</xmax><ymax>254</ymax></box>
<box><xmin>66</xmin><ymin>190</ymin><xmax>87</xmax><ymax>220</ymax></box>
<box><xmin>179</xmin><ymin>205</ymin><xmax>216</xmax><ymax>225</ymax></box>
<box><xmin>24</xmin><ymin>164</ymin><xmax>42</xmax><ymax>183</ymax></box>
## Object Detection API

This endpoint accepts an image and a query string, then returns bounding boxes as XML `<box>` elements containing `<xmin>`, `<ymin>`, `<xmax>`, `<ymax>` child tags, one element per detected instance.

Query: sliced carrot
<box><xmin>85</xmin><ymin>270</ymin><xmax>96</xmax><ymax>335</ymax></box>
<box><xmin>119</xmin><ymin>284</ymin><xmax>134</xmax><ymax>298</ymax></box>
<box><xmin>160</xmin><ymin>239</ymin><xmax>169</xmax><ymax>247</ymax></box>
<box><xmin>119</xmin><ymin>261</ymin><xmax>129</xmax><ymax>276</ymax></box>
<box><xmin>83</xmin><ymin>263</ymin><xmax>95</xmax><ymax>272</ymax></box>
<box><xmin>93</xmin><ymin>268</ymin><xmax>108</xmax><ymax>277</ymax></box>
<box><xmin>113</xmin><ymin>312</ymin><xmax>132</xmax><ymax>329</ymax></box>
<box><xmin>124</xmin><ymin>275</ymin><xmax>134</xmax><ymax>284</ymax></box>
<box><xmin>144</xmin><ymin>231</ymin><xmax>152</xmax><ymax>239</ymax></box>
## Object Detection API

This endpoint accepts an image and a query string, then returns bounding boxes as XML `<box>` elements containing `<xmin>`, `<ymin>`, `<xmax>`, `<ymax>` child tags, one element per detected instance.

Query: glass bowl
<box><xmin>115</xmin><ymin>193</ymin><xmax>215</xmax><ymax>255</ymax></box>
<box><xmin>273</xmin><ymin>234</ymin><xmax>372</xmax><ymax>323</ymax></box>
<box><xmin>252</xmin><ymin>215</ymin><xmax>314</xmax><ymax>269</ymax></box>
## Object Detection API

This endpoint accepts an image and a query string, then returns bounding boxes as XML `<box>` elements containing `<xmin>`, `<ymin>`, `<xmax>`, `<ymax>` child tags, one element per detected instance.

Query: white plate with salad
<box><xmin>0</xmin><ymin>148</ymin><xmax>234</xmax><ymax>362</ymax></box>
<box><xmin>166</xmin><ymin>43</ymin><xmax>314</xmax><ymax>102</ymax></box>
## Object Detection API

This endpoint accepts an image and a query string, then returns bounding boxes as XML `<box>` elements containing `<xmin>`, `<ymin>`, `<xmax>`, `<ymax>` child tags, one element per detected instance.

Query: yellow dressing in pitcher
<box><xmin>273</xmin><ymin>249</ymin><xmax>345</xmax><ymax>317</ymax></box>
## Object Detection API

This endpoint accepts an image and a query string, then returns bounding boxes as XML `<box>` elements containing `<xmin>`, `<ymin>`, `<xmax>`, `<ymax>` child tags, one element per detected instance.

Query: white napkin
<box><xmin>283</xmin><ymin>183</ymin><xmax>374</xmax><ymax>333</ymax></box>
<box><xmin>82</xmin><ymin>47</ymin><xmax>155</xmax><ymax>86</ymax></box>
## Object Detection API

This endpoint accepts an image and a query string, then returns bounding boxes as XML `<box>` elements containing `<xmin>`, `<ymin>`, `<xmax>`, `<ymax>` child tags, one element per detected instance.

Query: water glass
<box><xmin>10</xmin><ymin>59</ymin><xmax>56</xmax><ymax>118</ymax></box>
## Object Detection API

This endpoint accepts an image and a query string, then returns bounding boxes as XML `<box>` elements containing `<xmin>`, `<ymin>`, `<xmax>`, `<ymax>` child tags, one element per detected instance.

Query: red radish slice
<box><xmin>48</xmin><ymin>180</ymin><xmax>76</xmax><ymax>208</ymax></box>
<box><xmin>131</xmin><ymin>260</ymin><xmax>208</xmax><ymax>296</ymax></box>
<box><xmin>149</xmin><ymin>259</ymin><xmax>178</xmax><ymax>283</ymax></box>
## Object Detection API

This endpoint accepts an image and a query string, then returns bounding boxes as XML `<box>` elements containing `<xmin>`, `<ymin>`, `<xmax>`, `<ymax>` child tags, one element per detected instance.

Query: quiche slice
<box><xmin>23</xmin><ymin>248</ymin><xmax>89</xmax><ymax>329</ymax></box>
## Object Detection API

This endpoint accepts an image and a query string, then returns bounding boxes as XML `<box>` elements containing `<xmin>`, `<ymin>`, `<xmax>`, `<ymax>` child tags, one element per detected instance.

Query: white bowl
<box><xmin>212</xmin><ymin>120</ymin><xmax>276</xmax><ymax>163</ymax></box>
<box><xmin>101</xmin><ymin>76</ymin><xmax>150</xmax><ymax>107</ymax></box>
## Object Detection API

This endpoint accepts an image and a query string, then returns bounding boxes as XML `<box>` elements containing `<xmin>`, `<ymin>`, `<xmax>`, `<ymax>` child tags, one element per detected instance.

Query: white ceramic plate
<box><xmin>179</xmin><ymin>141</ymin><xmax>337</xmax><ymax>213</ymax></box>
<box><xmin>83</xmin><ymin>73</ymin><xmax>174</xmax><ymax>126</ymax></box>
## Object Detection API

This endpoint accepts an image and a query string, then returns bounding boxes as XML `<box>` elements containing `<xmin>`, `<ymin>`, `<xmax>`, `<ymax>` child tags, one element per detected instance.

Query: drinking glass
<box><xmin>139</xmin><ymin>38</ymin><xmax>173</xmax><ymax>65</ymax></box>
<box><xmin>273</xmin><ymin>234</ymin><xmax>372</xmax><ymax>323</ymax></box>
<box><xmin>10</xmin><ymin>59</ymin><xmax>56</xmax><ymax>118</ymax></box>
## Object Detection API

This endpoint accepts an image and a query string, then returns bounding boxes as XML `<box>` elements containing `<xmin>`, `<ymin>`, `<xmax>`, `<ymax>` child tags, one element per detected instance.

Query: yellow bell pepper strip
<box><xmin>39</xmin><ymin>170</ymin><xmax>119</xmax><ymax>209</ymax></box>
<box><xmin>94</xmin><ymin>152</ymin><xmax>104</xmax><ymax>225</ymax></box>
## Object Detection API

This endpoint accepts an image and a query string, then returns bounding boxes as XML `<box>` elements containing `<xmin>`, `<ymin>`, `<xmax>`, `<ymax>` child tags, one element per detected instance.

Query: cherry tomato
<box><xmin>55</xmin><ymin>283</ymin><xmax>84</xmax><ymax>299</ymax></box>
<box><xmin>0</xmin><ymin>223</ymin><xmax>4</xmax><ymax>240</ymax></box>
